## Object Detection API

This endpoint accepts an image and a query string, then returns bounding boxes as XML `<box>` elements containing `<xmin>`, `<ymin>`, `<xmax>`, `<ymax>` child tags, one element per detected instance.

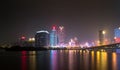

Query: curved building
<box><xmin>35</xmin><ymin>30</ymin><xmax>49</xmax><ymax>47</ymax></box>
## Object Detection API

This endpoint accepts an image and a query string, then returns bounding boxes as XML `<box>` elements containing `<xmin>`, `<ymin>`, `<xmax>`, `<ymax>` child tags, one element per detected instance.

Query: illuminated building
<box><xmin>69</xmin><ymin>38</ymin><xmax>75</xmax><ymax>47</ymax></box>
<box><xmin>73</xmin><ymin>37</ymin><xmax>79</xmax><ymax>46</ymax></box>
<box><xmin>99</xmin><ymin>30</ymin><xmax>106</xmax><ymax>45</ymax></box>
<box><xmin>58</xmin><ymin>26</ymin><xmax>65</xmax><ymax>47</ymax></box>
<box><xmin>35</xmin><ymin>30</ymin><xmax>49</xmax><ymax>47</ymax></box>
<box><xmin>50</xmin><ymin>26</ymin><xmax>58</xmax><ymax>47</ymax></box>
<box><xmin>114</xmin><ymin>27</ymin><xmax>120</xmax><ymax>43</ymax></box>
<box><xmin>19</xmin><ymin>36</ymin><xmax>27</xmax><ymax>47</ymax></box>
<box><xmin>28</xmin><ymin>37</ymin><xmax>35</xmax><ymax>42</ymax></box>
<box><xmin>68</xmin><ymin>37</ymin><xmax>79</xmax><ymax>47</ymax></box>
<box><xmin>21</xmin><ymin>36</ymin><xmax>26</xmax><ymax>40</ymax></box>
<box><xmin>27</xmin><ymin>37</ymin><xmax>35</xmax><ymax>46</ymax></box>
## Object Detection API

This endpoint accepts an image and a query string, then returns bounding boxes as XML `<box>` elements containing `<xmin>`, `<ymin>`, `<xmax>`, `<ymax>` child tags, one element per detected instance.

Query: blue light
<box><xmin>114</xmin><ymin>28</ymin><xmax>120</xmax><ymax>38</ymax></box>
<box><xmin>50</xmin><ymin>29</ymin><xmax>58</xmax><ymax>47</ymax></box>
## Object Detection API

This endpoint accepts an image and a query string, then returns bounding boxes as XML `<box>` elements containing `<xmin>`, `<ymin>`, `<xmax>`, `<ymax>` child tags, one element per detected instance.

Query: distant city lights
<box><xmin>18</xmin><ymin>25</ymin><xmax>120</xmax><ymax>48</ymax></box>
<box><xmin>21</xmin><ymin>36</ymin><xmax>26</xmax><ymax>40</ymax></box>
<box><xmin>28</xmin><ymin>38</ymin><xmax>35</xmax><ymax>42</ymax></box>
<box><xmin>52</xmin><ymin>26</ymin><xmax>56</xmax><ymax>31</ymax></box>
<box><xmin>59</xmin><ymin>26</ymin><xmax>64</xmax><ymax>31</ymax></box>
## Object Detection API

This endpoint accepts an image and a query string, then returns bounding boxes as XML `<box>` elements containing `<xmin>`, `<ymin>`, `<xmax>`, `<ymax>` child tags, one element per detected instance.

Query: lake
<box><xmin>0</xmin><ymin>50</ymin><xmax>120</xmax><ymax>70</ymax></box>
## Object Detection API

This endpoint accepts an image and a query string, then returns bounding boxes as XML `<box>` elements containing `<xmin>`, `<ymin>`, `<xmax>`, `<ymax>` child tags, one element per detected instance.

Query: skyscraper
<box><xmin>58</xmin><ymin>26</ymin><xmax>65</xmax><ymax>47</ymax></box>
<box><xmin>114</xmin><ymin>27</ymin><xmax>120</xmax><ymax>43</ymax></box>
<box><xmin>35</xmin><ymin>30</ymin><xmax>49</xmax><ymax>47</ymax></box>
<box><xmin>50</xmin><ymin>26</ymin><xmax>58</xmax><ymax>47</ymax></box>
<box><xmin>99</xmin><ymin>30</ymin><xmax>106</xmax><ymax>45</ymax></box>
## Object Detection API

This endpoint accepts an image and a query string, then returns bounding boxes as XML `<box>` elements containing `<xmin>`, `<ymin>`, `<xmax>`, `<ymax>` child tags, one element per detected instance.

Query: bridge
<box><xmin>79</xmin><ymin>43</ymin><xmax>120</xmax><ymax>52</ymax></box>
<box><xmin>49</xmin><ymin>43</ymin><xmax>120</xmax><ymax>52</ymax></box>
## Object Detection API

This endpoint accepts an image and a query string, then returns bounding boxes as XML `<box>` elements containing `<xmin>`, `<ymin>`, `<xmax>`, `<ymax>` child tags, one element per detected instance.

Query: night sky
<box><xmin>1</xmin><ymin>0</ymin><xmax>120</xmax><ymax>43</ymax></box>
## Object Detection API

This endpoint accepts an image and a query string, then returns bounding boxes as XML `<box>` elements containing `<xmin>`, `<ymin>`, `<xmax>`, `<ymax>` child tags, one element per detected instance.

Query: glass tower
<box><xmin>50</xmin><ymin>26</ymin><xmax>58</xmax><ymax>47</ymax></box>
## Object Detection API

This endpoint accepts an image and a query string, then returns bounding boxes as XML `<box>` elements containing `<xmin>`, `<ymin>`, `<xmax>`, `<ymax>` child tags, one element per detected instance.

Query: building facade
<box><xmin>114</xmin><ymin>27</ymin><xmax>120</xmax><ymax>43</ymax></box>
<box><xmin>35</xmin><ymin>30</ymin><xmax>49</xmax><ymax>47</ymax></box>
<box><xmin>99</xmin><ymin>30</ymin><xmax>106</xmax><ymax>45</ymax></box>
<box><xmin>58</xmin><ymin>26</ymin><xmax>65</xmax><ymax>46</ymax></box>
<box><xmin>50</xmin><ymin>26</ymin><xmax>58</xmax><ymax>47</ymax></box>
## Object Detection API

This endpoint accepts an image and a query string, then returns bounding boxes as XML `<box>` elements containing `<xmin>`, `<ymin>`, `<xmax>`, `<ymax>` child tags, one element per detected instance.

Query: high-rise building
<box><xmin>114</xmin><ymin>27</ymin><xmax>120</xmax><ymax>43</ymax></box>
<box><xmin>35</xmin><ymin>30</ymin><xmax>49</xmax><ymax>47</ymax></box>
<box><xmin>58</xmin><ymin>26</ymin><xmax>65</xmax><ymax>46</ymax></box>
<box><xmin>50</xmin><ymin>26</ymin><xmax>58</xmax><ymax>47</ymax></box>
<box><xmin>99</xmin><ymin>30</ymin><xmax>106</xmax><ymax>45</ymax></box>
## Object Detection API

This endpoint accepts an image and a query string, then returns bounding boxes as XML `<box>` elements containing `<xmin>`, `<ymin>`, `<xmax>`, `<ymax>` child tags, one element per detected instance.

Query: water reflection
<box><xmin>91</xmin><ymin>51</ymin><xmax>95</xmax><ymax>70</ymax></box>
<box><xmin>112</xmin><ymin>52</ymin><xmax>117</xmax><ymax>70</ymax></box>
<box><xmin>59</xmin><ymin>50</ymin><xmax>66</xmax><ymax>70</ymax></box>
<box><xmin>96</xmin><ymin>51</ymin><xmax>100</xmax><ymax>70</ymax></box>
<box><xmin>95</xmin><ymin>51</ymin><xmax>108</xmax><ymax>70</ymax></box>
<box><xmin>49</xmin><ymin>50</ymin><xmax>120</xmax><ymax>70</ymax></box>
<box><xmin>29</xmin><ymin>51</ymin><xmax>36</xmax><ymax>70</ymax></box>
<box><xmin>50</xmin><ymin>50</ymin><xmax>58</xmax><ymax>70</ymax></box>
<box><xmin>101</xmin><ymin>52</ymin><xmax>107</xmax><ymax>70</ymax></box>
<box><xmin>1</xmin><ymin>50</ymin><xmax>120</xmax><ymax>70</ymax></box>
<box><xmin>21</xmin><ymin>51</ymin><xmax>27</xmax><ymax>70</ymax></box>
<box><xmin>68</xmin><ymin>50</ymin><xmax>74</xmax><ymax>70</ymax></box>
<box><xmin>83</xmin><ymin>51</ymin><xmax>89</xmax><ymax>70</ymax></box>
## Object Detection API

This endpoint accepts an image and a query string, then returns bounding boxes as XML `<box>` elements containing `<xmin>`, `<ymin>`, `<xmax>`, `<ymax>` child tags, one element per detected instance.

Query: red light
<box><xmin>52</xmin><ymin>26</ymin><xmax>56</xmax><ymax>30</ymax></box>
<box><xmin>21</xmin><ymin>36</ymin><xmax>26</xmax><ymax>40</ymax></box>
<box><xmin>115</xmin><ymin>37</ymin><xmax>120</xmax><ymax>43</ymax></box>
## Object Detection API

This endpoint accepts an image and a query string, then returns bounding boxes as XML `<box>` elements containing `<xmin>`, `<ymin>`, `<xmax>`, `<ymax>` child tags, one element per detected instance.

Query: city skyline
<box><xmin>1</xmin><ymin>1</ymin><xmax>120</xmax><ymax>70</ymax></box>
<box><xmin>11</xmin><ymin>26</ymin><xmax>120</xmax><ymax>48</ymax></box>
<box><xmin>1</xmin><ymin>0</ymin><xmax>120</xmax><ymax>43</ymax></box>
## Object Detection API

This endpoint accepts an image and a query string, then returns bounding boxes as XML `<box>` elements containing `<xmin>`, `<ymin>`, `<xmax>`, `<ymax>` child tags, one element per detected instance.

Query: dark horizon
<box><xmin>1</xmin><ymin>0</ymin><xmax>120</xmax><ymax>43</ymax></box>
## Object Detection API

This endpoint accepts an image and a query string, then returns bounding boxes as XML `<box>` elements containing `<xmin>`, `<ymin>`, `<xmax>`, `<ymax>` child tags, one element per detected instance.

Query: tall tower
<box><xmin>58</xmin><ymin>26</ymin><xmax>65</xmax><ymax>46</ymax></box>
<box><xmin>50</xmin><ymin>26</ymin><xmax>58</xmax><ymax>47</ymax></box>
<box><xmin>114</xmin><ymin>27</ymin><xmax>120</xmax><ymax>43</ymax></box>
<box><xmin>35</xmin><ymin>30</ymin><xmax>49</xmax><ymax>47</ymax></box>
<box><xmin>99</xmin><ymin>30</ymin><xmax>106</xmax><ymax>45</ymax></box>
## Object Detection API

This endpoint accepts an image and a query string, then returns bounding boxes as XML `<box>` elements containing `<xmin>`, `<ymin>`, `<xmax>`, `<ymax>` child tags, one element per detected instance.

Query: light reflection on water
<box><xmin>29</xmin><ymin>51</ymin><xmax>36</xmax><ymax>70</ymax></box>
<box><xmin>0</xmin><ymin>50</ymin><xmax>120</xmax><ymax>70</ymax></box>
<box><xmin>21</xmin><ymin>51</ymin><xmax>27</xmax><ymax>70</ymax></box>
<box><xmin>69</xmin><ymin>50</ymin><xmax>74</xmax><ymax>70</ymax></box>
<box><xmin>50</xmin><ymin>50</ymin><xmax>58</xmax><ymax>70</ymax></box>
<box><xmin>112</xmin><ymin>52</ymin><xmax>117</xmax><ymax>70</ymax></box>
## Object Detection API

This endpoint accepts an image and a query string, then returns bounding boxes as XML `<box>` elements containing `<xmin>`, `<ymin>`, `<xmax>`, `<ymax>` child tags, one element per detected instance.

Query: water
<box><xmin>0</xmin><ymin>50</ymin><xmax>120</xmax><ymax>70</ymax></box>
